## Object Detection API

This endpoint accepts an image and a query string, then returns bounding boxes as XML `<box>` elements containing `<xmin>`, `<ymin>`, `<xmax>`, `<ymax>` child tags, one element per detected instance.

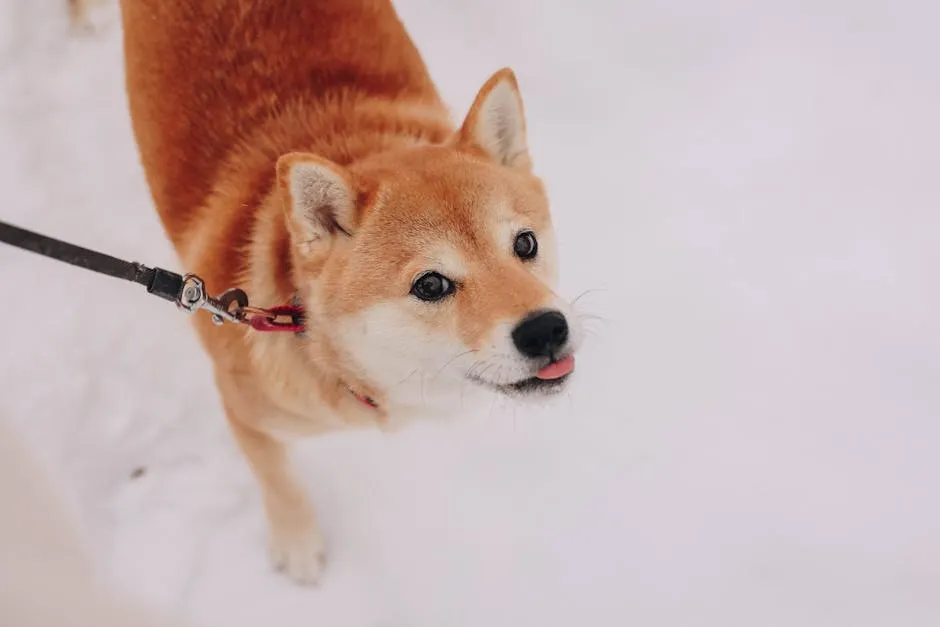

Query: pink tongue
<box><xmin>536</xmin><ymin>355</ymin><xmax>575</xmax><ymax>380</ymax></box>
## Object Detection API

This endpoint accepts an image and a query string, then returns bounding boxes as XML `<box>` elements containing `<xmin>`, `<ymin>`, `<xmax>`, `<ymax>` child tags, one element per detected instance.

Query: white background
<box><xmin>1</xmin><ymin>1</ymin><xmax>938</xmax><ymax>625</ymax></box>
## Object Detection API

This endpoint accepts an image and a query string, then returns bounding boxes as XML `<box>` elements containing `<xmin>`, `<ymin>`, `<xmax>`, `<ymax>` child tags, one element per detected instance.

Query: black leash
<box><xmin>0</xmin><ymin>219</ymin><xmax>303</xmax><ymax>331</ymax></box>
<box><xmin>0</xmin><ymin>219</ymin><xmax>184</xmax><ymax>302</ymax></box>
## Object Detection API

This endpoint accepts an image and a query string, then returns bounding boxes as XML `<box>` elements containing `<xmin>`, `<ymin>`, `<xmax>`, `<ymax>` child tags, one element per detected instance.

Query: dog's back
<box><xmin>120</xmin><ymin>0</ymin><xmax>446</xmax><ymax>248</ymax></box>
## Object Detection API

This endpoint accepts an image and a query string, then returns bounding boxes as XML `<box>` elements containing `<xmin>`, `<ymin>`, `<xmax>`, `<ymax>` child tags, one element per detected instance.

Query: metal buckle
<box><xmin>177</xmin><ymin>274</ymin><xmax>249</xmax><ymax>326</ymax></box>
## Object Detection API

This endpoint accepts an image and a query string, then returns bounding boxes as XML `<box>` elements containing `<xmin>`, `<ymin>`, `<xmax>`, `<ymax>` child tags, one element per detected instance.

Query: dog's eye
<box><xmin>514</xmin><ymin>231</ymin><xmax>538</xmax><ymax>260</ymax></box>
<box><xmin>411</xmin><ymin>272</ymin><xmax>454</xmax><ymax>302</ymax></box>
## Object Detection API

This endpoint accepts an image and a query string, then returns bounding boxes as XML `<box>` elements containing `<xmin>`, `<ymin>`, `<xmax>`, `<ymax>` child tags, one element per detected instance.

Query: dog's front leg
<box><xmin>218</xmin><ymin>376</ymin><xmax>325</xmax><ymax>585</ymax></box>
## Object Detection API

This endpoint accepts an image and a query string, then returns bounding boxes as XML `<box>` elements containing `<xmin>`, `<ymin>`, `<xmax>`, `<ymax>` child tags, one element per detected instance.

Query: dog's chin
<box><xmin>469</xmin><ymin>371</ymin><xmax>573</xmax><ymax>398</ymax></box>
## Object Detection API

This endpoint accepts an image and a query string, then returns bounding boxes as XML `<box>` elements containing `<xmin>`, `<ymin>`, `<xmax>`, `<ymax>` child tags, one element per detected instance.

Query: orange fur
<box><xmin>119</xmin><ymin>0</ymin><xmax>577</xmax><ymax>584</ymax></box>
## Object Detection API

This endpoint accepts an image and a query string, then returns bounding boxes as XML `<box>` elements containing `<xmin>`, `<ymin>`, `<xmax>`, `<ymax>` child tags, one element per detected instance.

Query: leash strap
<box><xmin>0</xmin><ymin>219</ymin><xmax>303</xmax><ymax>332</ymax></box>
<box><xmin>0</xmin><ymin>220</ymin><xmax>371</xmax><ymax>402</ymax></box>
<box><xmin>0</xmin><ymin>219</ymin><xmax>184</xmax><ymax>301</ymax></box>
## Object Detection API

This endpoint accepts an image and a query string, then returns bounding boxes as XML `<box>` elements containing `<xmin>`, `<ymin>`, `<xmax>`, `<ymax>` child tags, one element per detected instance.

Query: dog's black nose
<box><xmin>512</xmin><ymin>310</ymin><xmax>569</xmax><ymax>358</ymax></box>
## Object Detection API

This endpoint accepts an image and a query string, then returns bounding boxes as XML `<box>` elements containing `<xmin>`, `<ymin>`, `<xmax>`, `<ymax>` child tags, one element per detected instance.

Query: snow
<box><xmin>1</xmin><ymin>0</ymin><xmax>939</xmax><ymax>625</ymax></box>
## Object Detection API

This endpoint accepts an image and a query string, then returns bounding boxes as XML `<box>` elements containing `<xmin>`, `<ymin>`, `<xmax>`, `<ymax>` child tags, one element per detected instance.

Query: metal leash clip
<box><xmin>177</xmin><ymin>274</ymin><xmax>249</xmax><ymax>326</ymax></box>
<box><xmin>176</xmin><ymin>273</ymin><xmax>305</xmax><ymax>333</ymax></box>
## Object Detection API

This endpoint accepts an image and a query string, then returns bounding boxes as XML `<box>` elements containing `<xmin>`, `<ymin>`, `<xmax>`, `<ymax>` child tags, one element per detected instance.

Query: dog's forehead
<box><xmin>349</xmin><ymin>147</ymin><xmax>552</xmax><ymax>281</ymax></box>
<box><xmin>362</xmin><ymin>148</ymin><xmax>546</xmax><ymax>233</ymax></box>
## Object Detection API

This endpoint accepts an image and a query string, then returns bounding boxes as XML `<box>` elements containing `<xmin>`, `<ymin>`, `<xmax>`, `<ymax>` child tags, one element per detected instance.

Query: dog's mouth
<box><xmin>470</xmin><ymin>355</ymin><xmax>575</xmax><ymax>396</ymax></box>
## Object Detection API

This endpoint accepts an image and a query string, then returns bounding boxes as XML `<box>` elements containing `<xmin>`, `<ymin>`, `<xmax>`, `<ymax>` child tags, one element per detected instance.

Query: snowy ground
<box><xmin>1</xmin><ymin>1</ymin><xmax>939</xmax><ymax>625</ymax></box>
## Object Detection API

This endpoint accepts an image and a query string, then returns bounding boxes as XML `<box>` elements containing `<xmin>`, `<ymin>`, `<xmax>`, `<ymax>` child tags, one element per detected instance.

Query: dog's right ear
<box><xmin>456</xmin><ymin>68</ymin><xmax>531</xmax><ymax>171</ymax></box>
<box><xmin>276</xmin><ymin>152</ymin><xmax>358</xmax><ymax>255</ymax></box>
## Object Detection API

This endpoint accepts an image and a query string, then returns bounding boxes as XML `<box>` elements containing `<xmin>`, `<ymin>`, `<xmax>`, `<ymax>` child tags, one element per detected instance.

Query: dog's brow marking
<box><xmin>414</xmin><ymin>243</ymin><xmax>468</xmax><ymax>280</ymax></box>
<box><xmin>489</xmin><ymin>198</ymin><xmax>524</xmax><ymax>251</ymax></box>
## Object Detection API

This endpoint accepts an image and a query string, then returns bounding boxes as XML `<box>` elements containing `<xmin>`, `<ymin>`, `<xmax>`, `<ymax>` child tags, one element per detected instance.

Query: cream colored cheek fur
<box><xmin>334</xmin><ymin>302</ymin><xmax>487</xmax><ymax>409</ymax></box>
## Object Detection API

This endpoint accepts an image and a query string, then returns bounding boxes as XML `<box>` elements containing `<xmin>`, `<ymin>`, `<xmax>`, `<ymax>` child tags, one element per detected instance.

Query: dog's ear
<box><xmin>276</xmin><ymin>152</ymin><xmax>358</xmax><ymax>254</ymax></box>
<box><xmin>457</xmin><ymin>68</ymin><xmax>530</xmax><ymax>171</ymax></box>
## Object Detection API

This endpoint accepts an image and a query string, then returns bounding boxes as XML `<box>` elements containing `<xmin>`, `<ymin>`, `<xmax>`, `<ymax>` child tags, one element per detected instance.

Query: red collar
<box><xmin>245</xmin><ymin>304</ymin><xmax>305</xmax><ymax>333</ymax></box>
<box><xmin>350</xmin><ymin>388</ymin><xmax>379</xmax><ymax>409</ymax></box>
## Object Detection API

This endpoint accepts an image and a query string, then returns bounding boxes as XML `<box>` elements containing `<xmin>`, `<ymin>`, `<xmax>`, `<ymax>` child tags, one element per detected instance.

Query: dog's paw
<box><xmin>268</xmin><ymin>518</ymin><xmax>326</xmax><ymax>586</ymax></box>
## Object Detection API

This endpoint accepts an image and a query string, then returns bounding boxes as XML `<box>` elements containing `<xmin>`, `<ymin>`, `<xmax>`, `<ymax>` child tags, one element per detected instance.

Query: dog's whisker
<box><xmin>475</xmin><ymin>362</ymin><xmax>501</xmax><ymax>387</ymax></box>
<box><xmin>465</xmin><ymin>360</ymin><xmax>484</xmax><ymax>380</ymax></box>
<box><xmin>487</xmin><ymin>367</ymin><xmax>503</xmax><ymax>421</ymax></box>
<box><xmin>473</xmin><ymin>361</ymin><xmax>495</xmax><ymax>380</ymax></box>
<box><xmin>431</xmin><ymin>349</ymin><xmax>476</xmax><ymax>383</ymax></box>
<box><xmin>577</xmin><ymin>312</ymin><xmax>609</xmax><ymax>322</ymax></box>
<box><xmin>394</xmin><ymin>368</ymin><xmax>420</xmax><ymax>387</ymax></box>
<box><xmin>419</xmin><ymin>370</ymin><xmax>428</xmax><ymax>408</ymax></box>
<box><xmin>459</xmin><ymin>359</ymin><xmax>490</xmax><ymax>406</ymax></box>
<box><xmin>571</xmin><ymin>287</ymin><xmax>608</xmax><ymax>306</ymax></box>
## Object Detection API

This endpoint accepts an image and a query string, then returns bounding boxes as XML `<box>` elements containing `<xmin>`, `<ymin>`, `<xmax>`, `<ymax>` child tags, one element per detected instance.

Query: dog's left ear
<box><xmin>457</xmin><ymin>68</ymin><xmax>531</xmax><ymax>170</ymax></box>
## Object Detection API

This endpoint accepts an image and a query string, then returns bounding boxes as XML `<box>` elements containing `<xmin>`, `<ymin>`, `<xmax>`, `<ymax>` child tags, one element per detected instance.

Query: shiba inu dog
<box><xmin>119</xmin><ymin>0</ymin><xmax>583</xmax><ymax>584</ymax></box>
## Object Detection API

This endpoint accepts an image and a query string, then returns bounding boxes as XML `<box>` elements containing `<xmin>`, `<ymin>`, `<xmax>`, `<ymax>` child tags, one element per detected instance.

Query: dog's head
<box><xmin>276</xmin><ymin>69</ymin><xmax>583</xmax><ymax>408</ymax></box>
